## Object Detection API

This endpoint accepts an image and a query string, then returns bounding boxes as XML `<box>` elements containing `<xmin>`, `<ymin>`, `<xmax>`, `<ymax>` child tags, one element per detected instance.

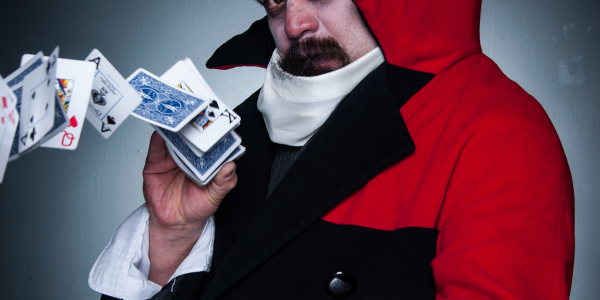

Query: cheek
<box><xmin>319</xmin><ymin>5</ymin><xmax>360</xmax><ymax>42</ymax></box>
<box><xmin>268</xmin><ymin>18</ymin><xmax>290</xmax><ymax>52</ymax></box>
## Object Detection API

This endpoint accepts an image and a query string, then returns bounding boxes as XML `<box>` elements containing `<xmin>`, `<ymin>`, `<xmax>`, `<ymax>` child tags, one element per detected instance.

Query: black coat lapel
<box><xmin>202</xmin><ymin>64</ymin><xmax>419</xmax><ymax>300</ymax></box>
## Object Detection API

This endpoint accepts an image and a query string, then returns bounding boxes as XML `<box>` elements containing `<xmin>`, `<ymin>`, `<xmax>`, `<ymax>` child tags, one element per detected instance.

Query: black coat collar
<box><xmin>199</xmin><ymin>63</ymin><xmax>428</xmax><ymax>300</ymax></box>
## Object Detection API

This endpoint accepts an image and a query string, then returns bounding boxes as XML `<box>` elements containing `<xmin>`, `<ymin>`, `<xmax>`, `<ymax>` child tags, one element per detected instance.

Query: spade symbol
<box><xmin>46</xmin><ymin>61</ymin><xmax>51</xmax><ymax>75</ymax></box>
<box><xmin>209</xmin><ymin>100</ymin><xmax>220</xmax><ymax>110</ymax></box>
<box><xmin>91</xmin><ymin>89</ymin><xmax>106</xmax><ymax>106</ymax></box>
<box><xmin>30</xmin><ymin>127</ymin><xmax>36</xmax><ymax>141</ymax></box>
<box><xmin>208</xmin><ymin>111</ymin><xmax>216</xmax><ymax>119</ymax></box>
<box><xmin>31</xmin><ymin>91</ymin><xmax>36</xmax><ymax>99</ymax></box>
<box><xmin>107</xmin><ymin>115</ymin><xmax>116</xmax><ymax>125</ymax></box>
<box><xmin>30</xmin><ymin>115</ymin><xmax>34</xmax><ymax>123</ymax></box>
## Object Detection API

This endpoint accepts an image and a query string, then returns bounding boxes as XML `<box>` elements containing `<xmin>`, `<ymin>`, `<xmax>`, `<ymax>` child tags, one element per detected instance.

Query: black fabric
<box><xmin>267</xmin><ymin>144</ymin><xmax>302</xmax><ymax>198</ymax></box>
<box><xmin>98</xmin><ymin>63</ymin><xmax>435</xmax><ymax>300</ymax></box>
<box><xmin>205</xmin><ymin>16</ymin><xmax>275</xmax><ymax>69</ymax></box>
<box><xmin>218</xmin><ymin>221</ymin><xmax>438</xmax><ymax>300</ymax></box>
<box><xmin>201</xmin><ymin>64</ymin><xmax>419</xmax><ymax>300</ymax></box>
<box><xmin>385</xmin><ymin>63</ymin><xmax>436</xmax><ymax>108</ymax></box>
<box><xmin>150</xmin><ymin>274</ymin><xmax>187</xmax><ymax>300</ymax></box>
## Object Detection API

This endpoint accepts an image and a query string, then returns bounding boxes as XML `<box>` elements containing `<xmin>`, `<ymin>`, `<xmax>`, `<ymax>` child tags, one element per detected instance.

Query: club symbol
<box><xmin>106</xmin><ymin>115</ymin><xmax>116</xmax><ymax>125</ymax></box>
<box><xmin>91</xmin><ymin>89</ymin><xmax>107</xmax><ymax>106</ymax></box>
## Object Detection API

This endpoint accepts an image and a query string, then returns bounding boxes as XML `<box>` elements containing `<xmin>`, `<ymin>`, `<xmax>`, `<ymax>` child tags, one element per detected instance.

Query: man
<box><xmin>90</xmin><ymin>0</ymin><xmax>574</xmax><ymax>299</ymax></box>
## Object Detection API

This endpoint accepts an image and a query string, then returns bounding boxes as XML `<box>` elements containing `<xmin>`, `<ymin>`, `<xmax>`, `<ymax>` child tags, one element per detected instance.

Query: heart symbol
<box><xmin>107</xmin><ymin>115</ymin><xmax>116</xmax><ymax>125</ymax></box>
<box><xmin>69</xmin><ymin>116</ymin><xmax>78</xmax><ymax>128</ymax></box>
<box><xmin>209</xmin><ymin>100</ymin><xmax>219</xmax><ymax>110</ymax></box>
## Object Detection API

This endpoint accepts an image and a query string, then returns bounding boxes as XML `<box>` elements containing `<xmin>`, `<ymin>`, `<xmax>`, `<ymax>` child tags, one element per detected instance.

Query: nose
<box><xmin>284</xmin><ymin>0</ymin><xmax>319</xmax><ymax>40</ymax></box>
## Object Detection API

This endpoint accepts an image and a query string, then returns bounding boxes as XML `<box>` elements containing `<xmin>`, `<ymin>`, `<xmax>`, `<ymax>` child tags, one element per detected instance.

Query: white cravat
<box><xmin>257</xmin><ymin>47</ymin><xmax>385</xmax><ymax>146</ymax></box>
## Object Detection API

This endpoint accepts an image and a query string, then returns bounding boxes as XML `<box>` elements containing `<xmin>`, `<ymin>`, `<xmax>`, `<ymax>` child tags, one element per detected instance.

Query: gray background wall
<box><xmin>0</xmin><ymin>0</ymin><xmax>597</xmax><ymax>299</ymax></box>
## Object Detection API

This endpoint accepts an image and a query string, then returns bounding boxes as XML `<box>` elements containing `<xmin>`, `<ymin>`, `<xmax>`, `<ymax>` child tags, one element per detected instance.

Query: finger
<box><xmin>146</xmin><ymin>131</ymin><xmax>169</xmax><ymax>164</ymax></box>
<box><xmin>206</xmin><ymin>162</ymin><xmax>237</xmax><ymax>206</ymax></box>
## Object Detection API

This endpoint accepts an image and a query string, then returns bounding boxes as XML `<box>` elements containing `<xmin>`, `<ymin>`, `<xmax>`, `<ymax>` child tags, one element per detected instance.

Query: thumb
<box><xmin>206</xmin><ymin>162</ymin><xmax>237</xmax><ymax>207</ymax></box>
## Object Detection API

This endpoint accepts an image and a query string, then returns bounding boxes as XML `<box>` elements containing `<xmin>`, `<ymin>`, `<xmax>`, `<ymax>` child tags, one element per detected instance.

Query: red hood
<box><xmin>207</xmin><ymin>0</ymin><xmax>483</xmax><ymax>75</ymax></box>
<box><xmin>355</xmin><ymin>0</ymin><xmax>483</xmax><ymax>74</ymax></box>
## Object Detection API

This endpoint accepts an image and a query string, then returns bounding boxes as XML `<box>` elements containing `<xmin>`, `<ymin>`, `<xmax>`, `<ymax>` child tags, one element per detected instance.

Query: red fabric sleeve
<box><xmin>431</xmin><ymin>84</ymin><xmax>574</xmax><ymax>299</ymax></box>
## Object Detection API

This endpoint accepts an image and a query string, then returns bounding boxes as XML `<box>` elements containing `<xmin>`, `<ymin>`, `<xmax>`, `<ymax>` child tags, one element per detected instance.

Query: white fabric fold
<box><xmin>88</xmin><ymin>204</ymin><xmax>215</xmax><ymax>300</ymax></box>
<box><xmin>257</xmin><ymin>47</ymin><xmax>385</xmax><ymax>146</ymax></box>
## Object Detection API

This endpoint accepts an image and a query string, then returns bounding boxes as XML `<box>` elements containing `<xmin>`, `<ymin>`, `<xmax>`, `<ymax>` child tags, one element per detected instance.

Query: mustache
<box><xmin>277</xmin><ymin>37</ymin><xmax>351</xmax><ymax>77</ymax></box>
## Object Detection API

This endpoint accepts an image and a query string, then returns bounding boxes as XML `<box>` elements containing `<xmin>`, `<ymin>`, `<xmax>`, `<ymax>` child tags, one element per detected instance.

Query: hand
<box><xmin>142</xmin><ymin>131</ymin><xmax>237</xmax><ymax>285</ymax></box>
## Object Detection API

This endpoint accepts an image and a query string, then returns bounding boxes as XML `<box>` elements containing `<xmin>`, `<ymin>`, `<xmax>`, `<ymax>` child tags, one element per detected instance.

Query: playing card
<box><xmin>153</xmin><ymin>124</ymin><xmax>241</xmax><ymax>182</ymax></box>
<box><xmin>128</xmin><ymin>69</ymin><xmax>208</xmax><ymax>132</ymax></box>
<box><xmin>162</xmin><ymin>60</ymin><xmax>240</xmax><ymax>152</ymax></box>
<box><xmin>4</xmin><ymin>47</ymin><xmax>59</xmax><ymax>157</ymax></box>
<box><xmin>166</xmin><ymin>142</ymin><xmax>245</xmax><ymax>186</ymax></box>
<box><xmin>20</xmin><ymin>55</ymin><xmax>93</xmax><ymax>150</ymax></box>
<box><xmin>0</xmin><ymin>76</ymin><xmax>20</xmax><ymax>183</ymax></box>
<box><xmin>34</xmin><ymin>91</ymin><xmax>69</xmax><ymax>150</ymax></box>
<box><xmin>182</xmin><ymin>58</ymin><xmax>210</xmax><ymax>88</ymax></box>
<box><xmin>85</xmin><ymin>49</ymin><xmax>143</xmax><ymax>139</ymax></box>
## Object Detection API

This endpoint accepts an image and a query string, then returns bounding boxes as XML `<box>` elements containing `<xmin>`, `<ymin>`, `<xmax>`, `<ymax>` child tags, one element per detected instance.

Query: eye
<box><xmin>259</xmin><ymin>0</ymin><xmax>286</xmax><ymax>14</ymax></box>
<box><xmin>259</xmin><ymin>0</ymin><xmax>285</xmax><ymax>7</ymax></box>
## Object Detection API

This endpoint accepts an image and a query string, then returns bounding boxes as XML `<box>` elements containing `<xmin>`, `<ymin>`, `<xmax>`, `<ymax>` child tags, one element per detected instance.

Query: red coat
<box><xmin>330</xmin><ymin>1</ymin><xmax>575</xmax><ymax>298</ymax></box>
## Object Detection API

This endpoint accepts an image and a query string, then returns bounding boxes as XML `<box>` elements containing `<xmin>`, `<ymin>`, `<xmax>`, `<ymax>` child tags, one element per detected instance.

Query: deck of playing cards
<box><xmin>127</xmin><ymin>59</ymin><xmax>244</xmax><ymax>186</ymax></box>
<box><xmin>0</xmin><ymin>46</ymin><xmax>243</xmax><ymax>187</ymax></box>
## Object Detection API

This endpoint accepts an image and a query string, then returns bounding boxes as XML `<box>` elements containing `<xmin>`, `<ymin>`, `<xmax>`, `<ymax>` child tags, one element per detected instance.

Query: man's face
<box><xmin>258</xmin><ymin>0</ymin><xmax>378</xmax><ymax>77</ymax></box>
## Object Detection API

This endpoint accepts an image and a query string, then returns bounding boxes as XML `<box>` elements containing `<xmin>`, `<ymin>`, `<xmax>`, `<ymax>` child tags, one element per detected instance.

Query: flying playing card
<box><xmin>162</xmin><ymin>60</ymin><xmax>240</xmax><ymax>152</ymax></box>
<box><xmin>4</xmin><ymin>47</ymin><xmax>59</xmax><ymax>157</ymax></box>
<box><xmin>20</xmin><ymin>55</ymin><xmax>94</xmax><ymax>150</ymax></box>
<box><xmin>128</xmin><ymin>69</ymin><xmax>208</xmax><ymax>132</ymax></box>
<box><xmin>153</xmin><ymin>124</ymin><xmax>241</xmax><ymax>182</ymax></box>
<box><xmin>0</xmin><ymin>76</ymin><xmax>20</xmax><ymax>183</ymax></box>
<box><xmin>33</xmin><ymin>91</ymin><xmax>69</xmax><ymax>150</ymax></box>
<box><xmin>85</xmin><ymin>49</ymin><xmax>143</xmax><ymax>138</ymax></box>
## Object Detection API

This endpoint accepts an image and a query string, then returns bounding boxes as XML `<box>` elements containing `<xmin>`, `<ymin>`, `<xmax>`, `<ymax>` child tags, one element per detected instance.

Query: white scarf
<box><xmin>257</xmin><ymin>47</ymin><xmax>385</xmax><ymax>146</ymax></box>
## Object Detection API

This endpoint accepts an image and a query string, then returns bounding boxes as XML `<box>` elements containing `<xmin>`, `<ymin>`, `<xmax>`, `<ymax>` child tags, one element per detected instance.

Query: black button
<box><xmin>325</xmin><ymin>272</ymin><xmax>357</xmax><ymax>299</ymax></box>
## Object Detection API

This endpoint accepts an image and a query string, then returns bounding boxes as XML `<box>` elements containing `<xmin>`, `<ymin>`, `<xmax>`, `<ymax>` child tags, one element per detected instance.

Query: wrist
<box><xmin>147</xmin><ymin>219</ymin><xmax>208</xmax><ymax>286</ymax></box>
<box><xmin>148</xmin><ymin>219</ymin><xmax>207</xmax><ymax>249</ymax></box>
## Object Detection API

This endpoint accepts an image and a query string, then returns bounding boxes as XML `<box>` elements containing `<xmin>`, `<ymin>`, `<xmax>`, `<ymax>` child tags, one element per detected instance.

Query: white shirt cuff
<box><xmin>88</xmin><ymin>204</ymin><xmax>215</xmax><ymax>300</ymax></box>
